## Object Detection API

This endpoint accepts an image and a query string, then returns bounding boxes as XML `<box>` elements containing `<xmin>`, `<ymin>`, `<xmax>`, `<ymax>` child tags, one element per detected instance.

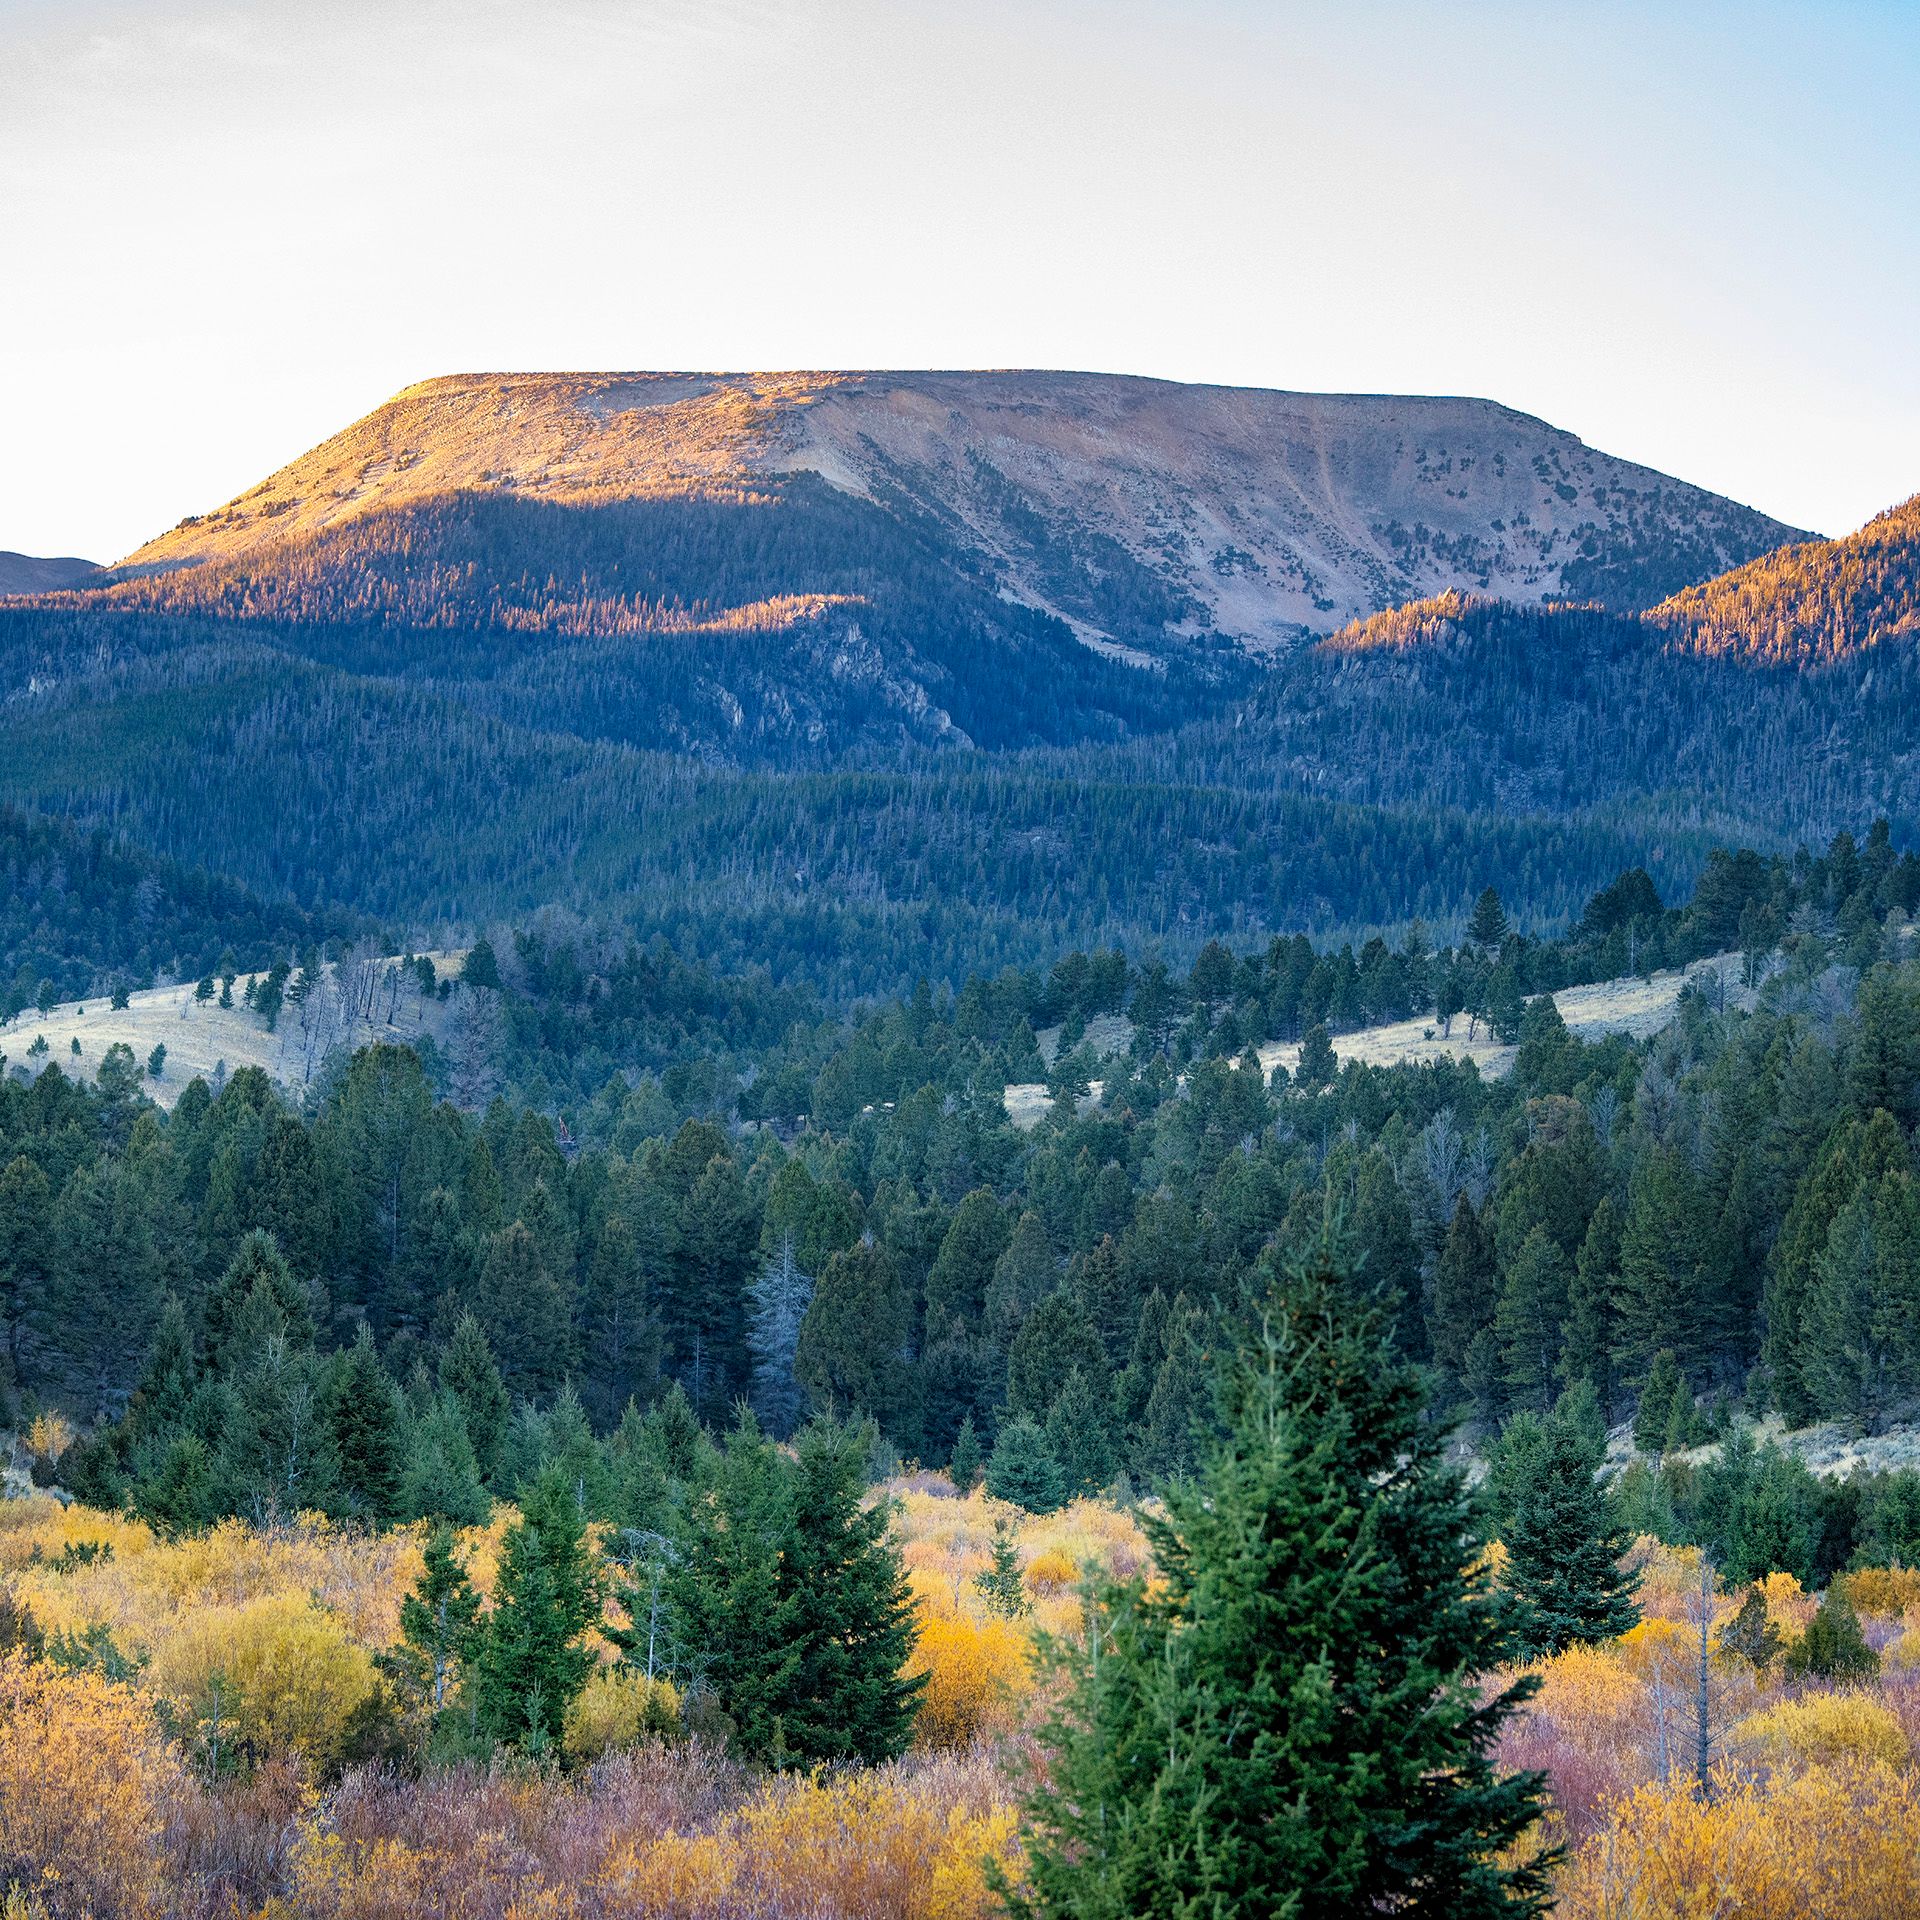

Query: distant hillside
<box><xmin>0</xmin><ymin>804</ymin><xmax>357</xmax><ymax>1014</ymax></box>
<box><xmin>0</xmin><ymin>551</ymin><xmax>99</xmax><ymax>595</ymax></box>
<box><xmin>90</xmin><ymin>368</ymin><xmax>1797</xmax><ymax>651</ymax></box>
<box><xmin>1652</xmin><ymin>492</ymin><xmax>1920</xmax><ymax>663</ymax></box>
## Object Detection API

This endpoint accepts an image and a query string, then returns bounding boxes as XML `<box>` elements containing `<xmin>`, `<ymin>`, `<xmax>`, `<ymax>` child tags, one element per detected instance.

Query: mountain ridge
<box><xmin>78</xmin><ymin>368</ymin><xmax>1804</xmax><ymax>657</ymax></box>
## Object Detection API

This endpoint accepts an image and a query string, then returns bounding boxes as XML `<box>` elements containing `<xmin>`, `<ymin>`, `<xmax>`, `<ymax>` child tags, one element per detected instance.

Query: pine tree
<box><xmin>1008</xmin><ymin>1249</ymin><xmax>1552</xmax><ymax>1920</ymax></box>
<box><xmin>984</xmin><ymin>1415</ymin><xmax>1066</xmax><ymax>1512</ymax></box>
<box><xmin>327</xmin><ymin>1324</ymin><xmax>406</xmax><ymax>1521</ymax></box>
<box><xmin>1500</xmin><ymin>1405</ymin><xmax>1639</xmax><ymax>1657</ymax></box>
<box><xmin>776</xmin><ymin>1416</ymin><xmax>923</xmax><ymax>1764</ymax></box>
<box><xmin>1006</xmin><ymin>1290</ymin><xmax>1106</xmax><ymax>1424</ymax></box>
<box><xmin>473</xmin><ymin>1465</ymin><xmax>602</xmax><ymax>1752</ymax></box>
<box><xmin>1467</xmin><ymin>886</ymin><xmax>1511</xmax><ymax>951</ymax></box>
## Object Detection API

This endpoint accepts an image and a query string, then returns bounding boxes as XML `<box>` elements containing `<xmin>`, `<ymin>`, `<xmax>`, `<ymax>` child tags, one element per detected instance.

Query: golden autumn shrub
<box><xmin>0</xmin><ymin>1653</ymin><xmax>183</xmax><ymax>1920</ymax></box>
<box><xmin>1557</xmin><ymin>1763</ymin><xmax>1920</xmax><ymax>1919</ymax></box>
<box><xmin>1022</xmin><ymin>1550</ymin><xmax>1077</xmax><ymax>1596</ymax></box>
<box><xmin>1845</xmin><ymin>1565</ymin><xmax>1920</xmax><ymax>1618</ymax></box>
<box><xmin>1737</xmin><ymin>1691</ymin><xmax>1910</xmax><ymax>1771</ymax></box>
<box><xmin>149</xmin><ymin>1592</ymin><xmax>385</xmax><ymax>1776</ymax></box>
<box><xmin>908</xmin><ymin>1609</ymin><xmax>1030</xmax><ymax>1749</ymax></box>
<box><xmin>593</xmin><ymin>1760</ymin><xmax>1022</xmax><ymax>1920</ymax></box>
<box><xmin>562</xmin><ymin>1667</ymin><xmax>682</xmax><ymax>1761</ymax></box>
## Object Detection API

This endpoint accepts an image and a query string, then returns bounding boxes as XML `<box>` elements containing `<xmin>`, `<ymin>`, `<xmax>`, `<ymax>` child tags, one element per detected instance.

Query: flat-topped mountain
<box><xmin>96</xmin><ymin>370</ymin><xmax>1801</xmax><ymax>655</ymax></box>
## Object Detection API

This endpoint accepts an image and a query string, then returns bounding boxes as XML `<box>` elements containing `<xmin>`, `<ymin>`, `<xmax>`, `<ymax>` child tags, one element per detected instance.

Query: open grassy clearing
<box><xmin>1004</xmin><ymin>951</ymin><xmax>1748</xmax><ymax>1129</ymax></box>
<box><xmin>0</xmin><ymin>950</ymin><xmax>465</xmax><ymax>1108</ymax></box>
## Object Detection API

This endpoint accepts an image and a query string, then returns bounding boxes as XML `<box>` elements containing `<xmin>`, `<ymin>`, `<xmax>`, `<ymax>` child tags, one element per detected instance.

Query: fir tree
<box><xmin>948</xmin><ymin>1411</ymin><xmax>982</xmax><ymax>1492</ymax></box>
<box><xmin>976</xmin><ymin>1523</ymin><xmax>1030</xmax><ymax>1617</ymax></box>
<box><xmin>327</xmin><ymin>1323</ymin><xmax>406</xmax><ymax>1522</ymax></box>
<box><xmin>1806</xmin><ymin>1169</ymin><xmax>1920</xmax><ymax>1432</ymax></box>
<box><xmin>984</xmin><ymin>1415</ymin><xmax>1066</xmax><ymax>1512</ymax></box>
<box><xmin>395</xmin><ymin>1523</ymin><xmax>484</xmax><ymax>1714</ymax></box>
<box><xmin>1500</xmin><ymin>1405</ymin><xmax>1639</xmax><ymax>1657</ymax></box>
<box><xmin>473</xmin><ymin>1465</ymin><xmax>601</xmax><ymax>1752</ymax></box>
<box><xmin>666</xmin><ymin>1411</ymin><xmax>802</xmax><ymax>1762</ymax></box>
<box><xmin>439</xmin><ymin>1313</ymin><xmax>511</xmax><ymax>1487</ymax></box>
<box><xmin>1008</xmin><ymin>1248</ymin><xmax>1552</xmax><ymax>1920</ymax></box>
<box><xmin>1467</xmin><ymin>886</ymin><xmax>1511</xmax><ymax>951</ymax></box>
<box><xmin>776</xmin><ymin>1416</ymin><xmax>923</xmax><ymax>1764</ymax></box>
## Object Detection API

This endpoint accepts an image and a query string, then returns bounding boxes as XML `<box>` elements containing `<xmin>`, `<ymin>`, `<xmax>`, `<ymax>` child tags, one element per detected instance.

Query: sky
<box><xmin>2</xmin><ymin>0</ymin><xmax>1915</xmax><ymax>561</ymax></box>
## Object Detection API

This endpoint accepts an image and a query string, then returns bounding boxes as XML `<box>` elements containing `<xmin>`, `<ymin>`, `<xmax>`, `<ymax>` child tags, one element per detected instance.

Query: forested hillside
<box><xmin>7</xmin><ymin>822</ymin><xmax>1916</xmax><ymax>1499</ymax></box>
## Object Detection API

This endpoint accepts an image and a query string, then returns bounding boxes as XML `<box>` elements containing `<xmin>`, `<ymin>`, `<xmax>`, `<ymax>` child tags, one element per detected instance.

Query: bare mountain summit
<box><xmin>107</xmin><ymin>370</ymin><xmax>1802</xmax><ymax>655</ymax></box>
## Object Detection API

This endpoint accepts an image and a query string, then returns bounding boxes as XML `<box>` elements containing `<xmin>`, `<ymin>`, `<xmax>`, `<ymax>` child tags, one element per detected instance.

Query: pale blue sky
<box><xmin>2</xmin><ymin>0</ymin><xmax>1914</xmax><ymax>559</ymax></box>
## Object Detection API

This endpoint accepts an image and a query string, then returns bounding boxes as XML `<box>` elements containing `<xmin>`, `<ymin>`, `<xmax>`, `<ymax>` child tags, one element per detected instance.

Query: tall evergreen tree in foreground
<box><xmin>1498</xmin><ymin>1400</ymin><xmax>1639</xmax><ymax>1658</ymax></box>
<box><xmin>1010</xmin><ymin>1245</ymin><xmax>1553</xmax><ymax>1920</ymax></box>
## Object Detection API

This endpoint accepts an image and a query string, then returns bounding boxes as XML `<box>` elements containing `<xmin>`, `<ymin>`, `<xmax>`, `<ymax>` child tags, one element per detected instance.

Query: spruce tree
<box><xmin>1495</xmin><ymin>1226</ymin><xmax>1568</xmax><ymax>1414</ymax></box>
<box><xmin>793</xmin><ymin>1239</ymin><xmax>913</xmax><ymax>1436</ymax></box>
<box><xmin>1633</xmin><ymin>1348</ymin><xmax>1685</xmax><ymax>1455</ymax></box>
<box><xmin>745</xmin><ymin>1235</ymin><xmax>813</xmax><ymax>1439</ymax></box>
<box><xmin>401</xmin><ymin>1393</ymin><xmax>491</xmax><ymax>1525</ymax></box>
<box><xmin>776</xmin><ymin>1417</ymin><xmax>923</xmax><ymax>1764</ymax></box>
<box><xmin>1045</xmin><ymin>1365</ymin><xmax>1116</xmax><ymax>1496</ymax></box>
<box><xmin>474</xmin><ymin>1222</ymin><xmax>573</xmax><ymax>1401</ymax></box>
<box><xmin>1500</xmin><ymin>1405</ymin><xmax>1639</xmax><ymax>1657</ymax></box>
<box><xmin>1785</xmin><ymin>1584</ymin><xmax>1878</xmax><ymax>1681</ymax></box>
<box><xmin>1009</xmin><ymin>1249</ymin><xmax>1553</xmax><ymax>1920</ymax></box>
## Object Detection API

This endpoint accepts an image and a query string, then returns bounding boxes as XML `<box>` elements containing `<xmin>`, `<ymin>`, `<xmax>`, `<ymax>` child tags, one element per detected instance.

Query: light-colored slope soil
<box><xmin>0</xmin><ymin>953</ymin><xmax>463</xmax><ymax>1109</ymax></box>
<box><xmin>1003</xmin><ymin>952</ymin><xmax>1743</xmax><ymax>1129</ymax></box>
